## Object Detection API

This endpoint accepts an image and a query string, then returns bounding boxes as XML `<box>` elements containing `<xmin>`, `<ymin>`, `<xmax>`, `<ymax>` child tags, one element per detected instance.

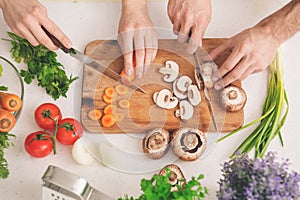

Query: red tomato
<box><xmin>56</xmin><ymin>118</ymin><xmax>83</xmax><ymax>145</ymax></box>
<box><xmin>34</xmin><ymin>103</ymin><xmax>62</xmax><ymax>130</ymax></box>
<box><xmin>24</xmin><ymin>131</ymin><xmax>53</xmax><ymax>158</ymax></box>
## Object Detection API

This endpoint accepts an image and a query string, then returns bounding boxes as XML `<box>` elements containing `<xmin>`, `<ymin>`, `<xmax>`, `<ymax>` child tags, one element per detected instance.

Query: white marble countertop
<box><xmin>0</xmin><ymin>0</ymin><xmax>299</xmax><ymax>199</ymax></box>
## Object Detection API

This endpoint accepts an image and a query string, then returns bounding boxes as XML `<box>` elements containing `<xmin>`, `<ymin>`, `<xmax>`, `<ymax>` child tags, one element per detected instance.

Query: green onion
<box><xmin>218</xmin><ymin>49</ymin><xmax>289</xmax><ymax>158</ymax></box>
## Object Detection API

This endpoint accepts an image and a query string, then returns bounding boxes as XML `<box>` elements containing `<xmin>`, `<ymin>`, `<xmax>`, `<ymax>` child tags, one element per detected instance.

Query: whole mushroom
<box><xmin>142</xmin><ymin>128</ymin><xmax>171</xmax><ymax>159</ymax></box>
<box><xmin>171</xmin><ymin>128</ymin><xmax>207</xmax><ymax>161</ymax></box>
<box><xmin>159</xmin><ymin>164</ymin><xmax>186</xmax><ymax>192</ymax></box>
<box><xmin>220</xmin><ymin>85</ymin><xmax>247</xmax><ymax>112</ymax></box>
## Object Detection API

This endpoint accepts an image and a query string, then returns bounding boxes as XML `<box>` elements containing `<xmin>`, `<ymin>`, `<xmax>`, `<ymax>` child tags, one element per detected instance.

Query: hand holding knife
<box><xmin>42</xmin><ymin>26</ymin><xmax>147</xmax><ymax>94</ymax></box>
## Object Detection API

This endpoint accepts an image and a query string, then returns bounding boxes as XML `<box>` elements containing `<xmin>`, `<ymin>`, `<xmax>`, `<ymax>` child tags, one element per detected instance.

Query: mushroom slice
<box><xmin>159</xmin><ymin>61</ymin><xmax>179</xmax><ymax>82</ymax></box>
<box><xmin>173</xmin><ymin>79</ymin><xmax>188</xmax><ymax>99</ymax></box>
<box><xmin>165</xmin><ymin>97</ymin><xmax>179</xmax><ymax>109</ymax></box>
<box><xmin>152</xmin><ymin>92</ymin><xmax>159</xmax><ymax>104</ymax></box>
<box><xmin>220</xmin><ymin>85</ymin><xmax>247</xmax><ymax>112</ymax></box>
<box><xmin>187</xmin><ymin>85</ymin><xmax>201</xmax><ymax>106</ymax></box>
<box><xmin>176</xmin><ymin>76</ymin><xmax>192</xmax><ymax>93</ymax></box>
<box><xmin>175</xmin><ymin>100</ymin><xmax>194</xmax><ymax>120</ymax></box>
<box><xmin>156</xmin><ymin>89</ymin><xmax>172</xmax><ymax>108</ymax></box>
<box><xmin>159</xmin><ymin>164</ymin><xmax>186</xmax><ymax>192</ymax></box>
<box><xmin>171</xmin><ymin>128</ymin><xmax>207</xmax><ymax>161</ymax></box>
<box><xmin>202</xmin><ymin>62</ymin><xmax>218</xmax><ymax>89</ymax></box>
<box><xmin>142</xmin><ymin>128</ymin><xmax>171</xmax><ymax>159</ymax></box>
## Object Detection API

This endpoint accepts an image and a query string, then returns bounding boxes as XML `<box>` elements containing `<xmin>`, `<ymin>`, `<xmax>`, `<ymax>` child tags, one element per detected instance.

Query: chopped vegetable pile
<box><xmin>218</xmin><ymin>49</ymin><xmax>289</xmax><ymax>158</ymax></box>
<box><xmin>2</xmin><ymin>32</ymin><xmax>78</xmax><ymax>100</ymax></box>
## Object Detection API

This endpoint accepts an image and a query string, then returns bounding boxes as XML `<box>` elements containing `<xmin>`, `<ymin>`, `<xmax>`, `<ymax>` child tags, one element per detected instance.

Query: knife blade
<box><xmin>42</xmin><ymin>27</ymin><xmax>147</xmax><ymax>94</ymax></box>
<box><xmin>193</xmin><ymin>51</ymin><xmax>220</xmax><ymax>133</ymax></box>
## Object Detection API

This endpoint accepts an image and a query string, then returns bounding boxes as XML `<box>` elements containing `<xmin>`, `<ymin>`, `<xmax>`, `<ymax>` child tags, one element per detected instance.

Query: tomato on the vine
<box><xmin>34</xmin><ymin>103</ymin><xmax>62</xmax><ymax>130</ymax></box>
<box><xmin>24</xmin><ymin>131</ymin><xmax>53</xmax><ymax>158</ymax></box>
<box><xmin>56</xmin><ymin>118</ymin><xmax>83</xmax><ymax>145</ymax></box>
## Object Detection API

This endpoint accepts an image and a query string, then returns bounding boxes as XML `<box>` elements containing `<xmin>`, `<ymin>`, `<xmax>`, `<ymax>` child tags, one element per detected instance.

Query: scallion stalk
<box><xmin>218</xmin><ymin>49</ymin><xmax>289</xmax><ymax>158</ymax></box>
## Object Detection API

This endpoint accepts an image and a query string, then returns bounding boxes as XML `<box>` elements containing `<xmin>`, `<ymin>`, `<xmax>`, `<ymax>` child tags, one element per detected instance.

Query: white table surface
<box><xmin>0</xmin><ymin>0</ymin><xmax>299</xmax><ymax>199</ymax></box>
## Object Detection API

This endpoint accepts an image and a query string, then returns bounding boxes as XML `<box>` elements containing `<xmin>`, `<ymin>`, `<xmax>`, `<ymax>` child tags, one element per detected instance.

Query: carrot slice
<box><xmin>104</xmin><ymin>87</ymin><xmax>115</xmax><ymax>98</ymax></box>
<box><xmin>115</xmin><ymin>84</ymin><xmax>129</xmax><ymax>96</ymax></box>
<box><xmin>101</xmin><ymin>114</ymin><xmax>115</xmax><ymax>128</ymax></box>
<box><xmin>115</xmin><ymin>113</ymin><xmax>124</xmax><ymax>122</ymax></box>
<box><xmin>103</xmin><ymin>94</ymin><xmax>113</xmax><ymax>104</ymax></box>
<box><xmin>0</xmin><ymin>92</ymin><xmax>22</xmax><ymax>112</ymax></box>
<box><xmin>0</xmin><ymin>109</ymin><xmax>16</xmax><ymax>132</ymax></box>
<box><xmin>88</xmin><ymin>109</ymin><xmax>102</xmax><ymax>120</ymax></box>
<box><xmin>119</xmin><ymin>99</ymin><xmax>130</xmax><ymax>109</ymax></box>
<box><xmin>104</xmin><ymin>104</ymin><xmax>116</xmax><ymax>115</ymax></box>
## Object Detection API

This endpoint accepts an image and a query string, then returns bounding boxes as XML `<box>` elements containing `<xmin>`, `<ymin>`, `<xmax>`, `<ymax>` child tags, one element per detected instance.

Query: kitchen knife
<box><xmin>42</xmin><ymin>27</ymin><xmax>147</xmax><ymax>94</ymax></box>
<box><xmin>193</xmin><ymin>51</ymin><xmax>220</xmax><ymax>133</ymax></box>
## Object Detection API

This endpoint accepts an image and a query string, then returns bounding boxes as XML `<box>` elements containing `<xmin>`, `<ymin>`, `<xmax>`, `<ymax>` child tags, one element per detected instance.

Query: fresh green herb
<box><xmin>0</xmin><ymin>132</ymin><xmax>15</xmax><ymax>179</ymax></box>
<box><xmin>2</xmin><ymin>32</ymin><xmax>78</xmax><ymax>100</ymax></box>
<box><xmin>0</xmin><ymin>86</ymin><xmax>8</xmax><ymax>91</ymax></box>
<box><xmin>118</xmin><ymin>170</ymin><xmax>208</xmax><ymax>200</ymax></box>
<box><xmin>0</xmin><ymin>63</ymin><xmax>3</xmax><ymax>76</ymax></box>
<box><xmin>218</xmin><ymin>49</ymin><xmax>289</xmax><ymax>158</ymax></box>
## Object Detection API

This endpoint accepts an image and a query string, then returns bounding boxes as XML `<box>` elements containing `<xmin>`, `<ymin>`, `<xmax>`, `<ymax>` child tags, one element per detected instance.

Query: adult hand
<box><xmin>167</xmin><ymin>0</ymin><xmax>211</xmax><ymax>54</ymax></box>
<box><xmin>0</xmin><ymin>0</ymin><xmax>72</xmax><ymax>50</ymax></box>
<box><xmin>210</xmin><ymin>0</ymin><xmax>300</xmax><ymax>90</ymax></box>
<box><xmin>118</xmin><ymin>0</ymin><xmax>158</xmax><ymax>79</ymax></box>
<box><xmin>209</xmin><ymin>26</ymin><xmax>279</xmax><ymax>90</ymax></box>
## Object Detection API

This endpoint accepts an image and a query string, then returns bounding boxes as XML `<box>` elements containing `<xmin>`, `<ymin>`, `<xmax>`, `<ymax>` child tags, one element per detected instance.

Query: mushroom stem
<box><xmin>228</xmin><ymin>90</ymin><xmax>238</xmax><ymax>100</ymax></box>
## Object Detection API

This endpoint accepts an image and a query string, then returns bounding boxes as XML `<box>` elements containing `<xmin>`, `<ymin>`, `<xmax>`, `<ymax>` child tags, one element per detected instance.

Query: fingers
<box><xmin>118</xmin><ymin>31</ymin><xmax>134</xmax><ymax>76</ymax></box>
<box><xmin>42</xmin><ymin>18</ymin><xmax>72</xmax><ymax>49</ymax></box>
<box><xmin>118</xmin><ymin>28</ymin><xmax>157</xmax><ymax>79</ymax></box>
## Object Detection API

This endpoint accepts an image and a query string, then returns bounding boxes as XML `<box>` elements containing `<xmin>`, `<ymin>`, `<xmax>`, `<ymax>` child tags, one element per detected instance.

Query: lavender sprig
<box><xmin>217</xmin><ymin>152</ymin><xmax>300</xmax><ymax>200</ymax></box>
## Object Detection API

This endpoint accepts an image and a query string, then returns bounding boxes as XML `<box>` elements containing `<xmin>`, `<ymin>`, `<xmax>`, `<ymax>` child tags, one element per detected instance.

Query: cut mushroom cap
<box><xmin>159</xmin><ymin>61</ymin><xmax>179</xmax><ymax>82</ymax></box>
<box><xmin>187</xmin><ymin>85</ymin><xmax>201</xmax><ymax>106</ymax></box>
<box><xmin>220</xmin><ymin>85</ymin><xmax>247</xmax><ymax>112</ymax></box>
<box><xmin>142</xmin><ymin>128</ymin><xmax>171</xmax><ymax>159</ymax></box>
<box><xmin>194</xmin><ymin>62</ymin><xmax>218</xmax><ymax>89</ymax></box>
<box><xmin>175</xmin><ymin>100</ymin><xmax>194</xmax><ymax>120</ymax></box>
<box><xmin>153</xmin><ymin>89</ymin><xmax>178</xmax><ymax>109</ymax></box>
<box><xmin>171</xmin><ymin>128</ymin><xmax>207</xmax><ymax>161</ymax></box>
<box><xmin>173</xmin><ymin>79</ymin><xmax>188</xmax><ymax>99</ymax></box>
<box><xmin>156</xmin><ymin>89</ymin><xmax>172</xmax><ymax>108</ymax></box>
<box><xmin>176</xmin><ymin>76</ymin><xmax>192</xmax><ymax>93</ymax></box>
<box><xmin>159</xmin><ymin>164</ymin><xmax>186</xmax><ymax>192</ymax></box>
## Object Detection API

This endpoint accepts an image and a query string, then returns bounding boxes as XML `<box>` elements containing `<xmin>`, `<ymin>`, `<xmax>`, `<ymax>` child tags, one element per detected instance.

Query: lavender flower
<box><xmin>217</xmin><ymin>152</ymin><xmax>300</xmax><ymax>200</ymax></box>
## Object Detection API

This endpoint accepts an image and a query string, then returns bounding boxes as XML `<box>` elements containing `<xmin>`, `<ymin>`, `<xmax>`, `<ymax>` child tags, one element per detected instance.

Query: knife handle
<box><xmin>42</xmin><ymin>26</ymin><xmax>70</xmax><ymax>53</ymax></box>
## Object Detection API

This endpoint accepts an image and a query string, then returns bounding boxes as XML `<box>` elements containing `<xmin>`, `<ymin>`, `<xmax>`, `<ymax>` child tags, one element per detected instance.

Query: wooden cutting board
<box><xmin>80</xmin><ymin>39</ymin><xmax>244</xmax><ymax>134</ymax></box>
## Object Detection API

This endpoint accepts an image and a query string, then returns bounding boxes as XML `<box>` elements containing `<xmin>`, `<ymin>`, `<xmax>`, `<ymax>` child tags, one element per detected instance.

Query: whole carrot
<box><xmin>0</xmin><ymin>109</ymin><xmax>16</xmax><ymax>132</ymax></box>
<box><xmin>0</xmin><ymin>92</ymin><xmax>22</xmax><ymax>112</ymax></box>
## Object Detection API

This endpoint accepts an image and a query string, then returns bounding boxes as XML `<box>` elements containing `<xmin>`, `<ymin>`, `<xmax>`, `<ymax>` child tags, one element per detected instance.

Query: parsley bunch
<box><xmin>119</xmin><ymin>171</ymin><xmax>208</xmax><ymax>200</ymax></box>
<box><xmin>3</xmin><ymin>32</ymin><xmax>78</xmax><ymax>100</ymax></box>
<box><xmin>0</xmin><ymin>132</ymin><xmax>15</xmax><ymax>179</ymax></box>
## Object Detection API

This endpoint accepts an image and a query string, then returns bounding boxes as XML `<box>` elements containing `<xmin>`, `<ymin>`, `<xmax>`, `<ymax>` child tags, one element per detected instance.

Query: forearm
<box><xmin>256</xmin><ymin>0</ymin><xmax>300</xmax><ymax>45</ymax></box>
<box><xmin>122</xmin><ymin>0</ymin><xmax>148</xmax><ymax>14</ymax></box>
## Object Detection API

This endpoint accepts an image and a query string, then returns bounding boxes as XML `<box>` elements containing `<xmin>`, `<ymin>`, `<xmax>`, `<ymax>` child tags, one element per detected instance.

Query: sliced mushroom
<box><xmin>220</xmin><ymin>85</ymin><xmax>247</xmax><ymax>112</ymax></box>
<box><xmin>159</xmin><ymin>61</ymin><xmax>179</xmax><ymax>82</ymax></box>
<box><xmin>187</xmin><ymin>85</ymin><xmax>201</xmax><ymax>106</ymax></box>
<box><xmin>175</xmin><ymin>100</ymin><xmax>194</xmax><ymax>120</ymax></box>
<box><xmin>176</xmin><ymin>76</ymin><xmax>192</xmax><ymax>93</ymax></box>
<box><xmin>159</xmin><ymin>164</ymin><xmax>186</xmax><ymax>192</ymax></box>
<box><xmin>152</xmin><ymin>92</ymin><xmax>159</xmax><ymax>104</ymax></box>
<box><xmin>142</xmin><ymin>128</ymin><xmax>171</xmax><ymax>159</ymax></box>
<box><xmin>165</xmin><ymin>97</ymin><xmax>179</xmax><ymax>109</ymax></box>
<box><xmin>156</xmin><ymin>89</ymin><xmax>172</xmax><ymax>108</ymax></box>
<box><xmin>194</xmin><ymin>62</ymin><xmax>218</xmax><ymax>89</ymax></box>
<box><xmin>171</xmin><ymin>128</ymin><xmax>207</xmax><ymax>161</ymax></box>
<box><xmin>173</xmin><ymin>79</ymin><xmax>187</xmax><ymax>99</ymax></box>
<box><xmin>201</xmin><ymin>62</ymin><xmax>218</xmax><ymax>89</ymax></box>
